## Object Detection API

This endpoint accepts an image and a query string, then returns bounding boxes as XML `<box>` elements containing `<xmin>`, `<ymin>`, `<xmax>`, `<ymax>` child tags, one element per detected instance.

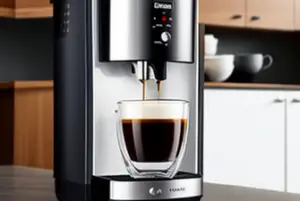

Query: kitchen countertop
<box><xmin>1</xmin><ymin>166</ymin><xmax>300</xmax><ymax>201</ymax></box>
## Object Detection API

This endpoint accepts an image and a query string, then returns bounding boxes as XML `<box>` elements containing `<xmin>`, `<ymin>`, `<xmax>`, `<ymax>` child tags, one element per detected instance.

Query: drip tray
<box><xmin>92</xmin><ymin>172</ymin><xmax>202</xmax><ymax>200</ymax></box>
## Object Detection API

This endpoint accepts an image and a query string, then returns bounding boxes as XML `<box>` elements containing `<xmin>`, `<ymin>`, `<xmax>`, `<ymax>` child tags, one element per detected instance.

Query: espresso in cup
<box><xmin>117</xmin><ymin>100</ymin><xmax>190</xmax><ymax>179</ymax></box>
<box><xmin>122</xmin><ymin>118</ymin><xmax>187</xmax><ymax>162</ymax></box>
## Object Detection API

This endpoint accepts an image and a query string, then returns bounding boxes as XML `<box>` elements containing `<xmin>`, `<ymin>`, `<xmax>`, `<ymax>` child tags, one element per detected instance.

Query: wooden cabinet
<box><xmin>296</xmin><ymin>0</ymin><xmax>300</xmax><ymax>30</ymax></box>
<box><xmin>199</xmin><ymin>0</ymin><xmax>245</xmax><ymax>27</ymax></box>
<box><xmin>0</xmin><ymin>81</ymin><xmax>53</xmax><ymax>169</ymax></box>
<box><xmin>286</xmin><ymin>92</ymin><xmax>300</xmax><ymax>194</ymax></box>
<box><xmin>204</xmin><ymin>89</ymin><xmax>285</xmax><ymax>191</ymax></box>
<box><xmin>0</xmin><ymin>0</ymin><xmax>52</xmax><ymax>18</ymax></box>
<box><xmin>0</xmin><ymin>89</ymin><xmax>14</xmax><ymax>165</ymax></box>
<box><xmin>246</xmin><ymin>0</ymin><xmax>294</xmax><ymax>30</ymax></box>
<box><xmin>199</xmin><ymin>0</ymin><xmax>295</xmax><ymax>30</ymax></box>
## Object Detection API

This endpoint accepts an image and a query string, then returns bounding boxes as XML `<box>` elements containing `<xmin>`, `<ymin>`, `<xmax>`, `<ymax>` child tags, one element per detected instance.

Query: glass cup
<box><xmin>116</xmin><ymin>99</ymin><xmax>190</xmax><ymax>179</ymax></box>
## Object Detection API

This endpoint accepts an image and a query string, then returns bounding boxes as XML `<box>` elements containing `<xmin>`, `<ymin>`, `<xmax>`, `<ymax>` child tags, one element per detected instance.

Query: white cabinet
<box><xmin>204</xmin><ymin>89</ymin><xmax>285</xmax><ymax>191</ymax></box>
<box><xmin>204</xmin><ymin>90</ymin><xmax>243</xmax><ymax>186</ymax></box>
<box><xmin>286</xmin><ymin>92</ymin><xmax>300</xmax><ymax>194</ymax></box>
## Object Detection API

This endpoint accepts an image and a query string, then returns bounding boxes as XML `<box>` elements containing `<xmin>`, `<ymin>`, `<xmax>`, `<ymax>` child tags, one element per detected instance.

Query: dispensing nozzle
<box><xmin>132</xmin><ymin>61</ymin><xmax>156</xmax><ymax>82</ymax></box>
<box><xmin>132</xmin><ymin>61</ymin><xmax>167</xmax><ymax>82</ymax></box>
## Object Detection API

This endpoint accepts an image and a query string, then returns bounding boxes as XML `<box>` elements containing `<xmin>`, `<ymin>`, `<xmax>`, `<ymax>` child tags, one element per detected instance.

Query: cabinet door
<box><xmin>246</xmin><ymin>0</ymin><xmax>294</xmax><ymax>30</ymax></box>
<box><xmin>14</xmin><ymin>86</ymin><xmax>54</xmax><ymax>169</ymax></box>
<box><xmin>204</xmin><ymin>90</ymin><xmax>285</xmax><ymax>191</ymax></box>
<box><xmin>296</xmin><ymin>0</ymin><xmax>300</xmax><ymax>30</ymax></box>
<box><xmin>287</xmin><ymin>92</ymin><xmax>300</xmax><ymax>194</ymax></box>
<box><xmin>198</xmin><ymin>0</ymin><xmax>245</xmax><ymax>27</ymax></box>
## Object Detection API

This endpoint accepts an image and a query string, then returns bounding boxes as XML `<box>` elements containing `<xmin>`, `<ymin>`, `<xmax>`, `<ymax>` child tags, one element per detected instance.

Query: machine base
<box><xmin>55</xmin><ymin>179</ymin><xmax>91</xmax><ymax>201</ymax></box>
<box><xmin>91</xmin><ymin>172</ymin><xmax>202</xmax><ymax>201</ymax></box>
<box><xmin>55</xmin><ymin>172</ymin><xmax>202</xmax><ymax>201</ymax></box>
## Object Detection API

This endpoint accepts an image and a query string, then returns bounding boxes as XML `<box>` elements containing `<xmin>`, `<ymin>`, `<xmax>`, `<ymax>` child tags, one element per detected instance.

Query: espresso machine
<box><xmin>52</xmin><ymin>0</ymin><xmax>204</xmax><ymax>200</ymax></box>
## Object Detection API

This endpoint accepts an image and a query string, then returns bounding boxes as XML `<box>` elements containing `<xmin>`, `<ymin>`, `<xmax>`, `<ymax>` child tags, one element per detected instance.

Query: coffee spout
<box><xmin>149</xmin><ymin>60</ymin><xmax>167</xmax><ymax>81</ymax></box>
<box><xmin>132</xmin><ymin>61</ymin><xmax>167</xmax><ymax>82</ymax></box>
<box><xmin>132</xmin><ymin>61</ymin><xmax>156</xmax><ymax>82</ymax></box>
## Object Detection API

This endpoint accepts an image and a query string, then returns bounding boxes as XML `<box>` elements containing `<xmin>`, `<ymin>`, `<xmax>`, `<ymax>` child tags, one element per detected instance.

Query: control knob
<box><xmin>161</xmin><ymin>32</ymin><xmax>171</xmax><ymax>42</ymax></box>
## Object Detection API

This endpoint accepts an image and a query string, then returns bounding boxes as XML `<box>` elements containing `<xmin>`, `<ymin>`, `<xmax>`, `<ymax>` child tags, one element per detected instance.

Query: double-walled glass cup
<box><xmin>116</xmin><ymin>100</ymin><xmax>190</xmax><ymax>179</ymax></box>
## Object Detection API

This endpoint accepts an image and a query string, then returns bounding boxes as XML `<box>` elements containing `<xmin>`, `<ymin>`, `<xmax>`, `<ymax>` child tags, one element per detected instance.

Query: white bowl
<box><xmin>205</xmin><ymin>34</ymin><xmax>219</xmax><ymax>56</ymax></box>
<box><xmin>205</xmin><ymin>55</ymin><xmax>235</xmax><ymax>82</ymax></box>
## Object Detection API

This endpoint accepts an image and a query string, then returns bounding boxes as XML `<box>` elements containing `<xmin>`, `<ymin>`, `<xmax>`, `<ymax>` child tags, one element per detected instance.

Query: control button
<box><xmin>166</xmin><ymin>24</ymin><xmax>171</xmax><ymax>28</ymax></box>
<box><xmin>156</xmin><ymin>24</ymin><xmax>163</xmax><ymax>27</ymax></box>
<box><xmin>169</xmin><ymin>17</ymin><xmax>172</xmax><ymax>21</ymax></box>
<box><xmin>161</xmin><ymin>32</ymin><xmax>171</xmax><ymax>42</ymax></box>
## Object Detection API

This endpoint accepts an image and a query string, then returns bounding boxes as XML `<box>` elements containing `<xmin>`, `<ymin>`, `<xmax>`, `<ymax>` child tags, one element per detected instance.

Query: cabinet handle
<box><xmin>231</xmin><ymin>14</ymin><xmax>242</xmax><ymax>20</ymax></box>
<box><xmin>274</xmin><ymin>98</ymin><xmax>285</xmax><ymax>103</ymax></box>
<box><xmin>291</xmin><ymin>98</ymin><xmax>300</xmax><ymax>103</ymax></box>
<box><xmin>251</xmin><ymin>16</ymin><xmax>261</xmax><ymax>21</ymax></box>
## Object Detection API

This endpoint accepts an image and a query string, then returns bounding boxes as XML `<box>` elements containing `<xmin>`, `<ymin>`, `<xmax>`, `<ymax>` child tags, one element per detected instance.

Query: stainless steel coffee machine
<box><xmin>53</xmin><ymin>0</ymin><xmax>204</xmax><ymax>200</ymax></box>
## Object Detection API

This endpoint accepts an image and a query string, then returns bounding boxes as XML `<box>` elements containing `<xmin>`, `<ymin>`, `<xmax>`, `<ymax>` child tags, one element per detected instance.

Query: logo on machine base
<box><xmin>149</xmin><ymin>187</ymin><xmax>163</xmax><ymax>196</ymax></box>
<box><xmin>154</xmin><ymin>2</ymin><xmax>172</xmax><ymax>9</ymax></box>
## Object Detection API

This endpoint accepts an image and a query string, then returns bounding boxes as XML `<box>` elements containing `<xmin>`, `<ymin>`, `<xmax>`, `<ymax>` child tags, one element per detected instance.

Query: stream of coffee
<box><xmin>142</xmin><ymin>80</ymin><xmax>146</xmax><ymax>100</ymax></box>
<box><xmin>142</xmin><ymin>80</ymin><xmax>162</xmax><ymax>100</ymax></box>
<box><xmin>157</xmin><ymin>81</ymin><xmax>161</xmax><ymax>97</ymax></box>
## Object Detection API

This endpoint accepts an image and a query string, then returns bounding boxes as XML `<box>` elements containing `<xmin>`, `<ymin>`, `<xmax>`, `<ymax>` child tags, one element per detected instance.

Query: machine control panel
<box><xmin>55</xmin><ymin>1</ymin><xmax>71</xmax><ymax>37</ymax></box>
<box><xmin>152</xmin><ymin>1</ymin><xmax>173</xmax><ymax>46</ymax></box>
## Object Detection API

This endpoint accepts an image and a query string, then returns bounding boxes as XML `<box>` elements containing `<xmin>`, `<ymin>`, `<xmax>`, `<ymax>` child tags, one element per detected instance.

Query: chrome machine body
<box><xmin>53</xmin><ymin>0</ymin><xmax>204</xmax><ymax>200</ymax></box>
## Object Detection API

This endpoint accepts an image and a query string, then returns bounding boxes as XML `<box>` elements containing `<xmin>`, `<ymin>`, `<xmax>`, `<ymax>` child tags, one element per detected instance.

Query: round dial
<box><xmin>161</xmin><ymin>32</ymin><xmax>171</xmax><ymax>42</ymax></box>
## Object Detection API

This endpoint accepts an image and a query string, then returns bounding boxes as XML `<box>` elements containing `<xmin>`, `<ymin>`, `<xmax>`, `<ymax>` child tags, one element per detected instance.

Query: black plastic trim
<box><xmin>98</xmin><ymin>0</ymin><xmax>111</xmax><ymax>61</ymax></box>
<box><xmin>55</xmin><ymin>179</ymin><xmax>91</xmax><ymax>201</ymax></box>
<box><xmin>198</xmin><ymin>24</ymin><xmax>205</xmax><ymax>176</ymax></box>
<box><xmin>54</xmin><ymin>0</ymin><xmax>93</xmax><ymax>200</ymax></box>
<box><xmin>86</xmin><ymin>0</ymin><xmax>94</xmax><ymax>189</ymax></box>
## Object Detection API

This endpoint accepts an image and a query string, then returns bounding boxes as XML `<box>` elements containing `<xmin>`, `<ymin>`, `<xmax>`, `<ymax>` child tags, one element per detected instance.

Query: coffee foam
<box><xmin>119</xmin><ymin>101</ymin><xmax>189</xmax><ymax>119</ymax></box>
